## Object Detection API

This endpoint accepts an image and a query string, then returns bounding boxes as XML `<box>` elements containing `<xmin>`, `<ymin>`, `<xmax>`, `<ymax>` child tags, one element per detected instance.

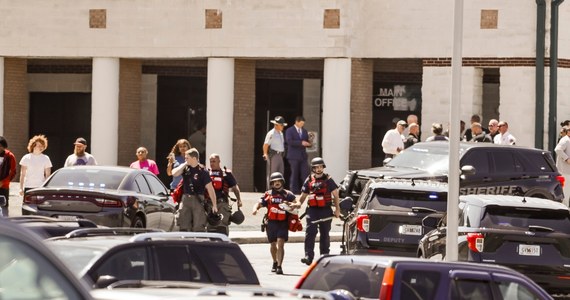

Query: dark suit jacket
<box><xmin>285</xmin><ymin>126</ymin><xmax>309</xmax><ymax>160</ymax></box>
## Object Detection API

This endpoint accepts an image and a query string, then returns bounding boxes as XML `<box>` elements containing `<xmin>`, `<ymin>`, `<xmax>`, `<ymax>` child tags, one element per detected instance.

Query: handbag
<box><xmin>171</xmin><ymin>180</ymin><xmax>183</xmax><ymax>203</ymax></box>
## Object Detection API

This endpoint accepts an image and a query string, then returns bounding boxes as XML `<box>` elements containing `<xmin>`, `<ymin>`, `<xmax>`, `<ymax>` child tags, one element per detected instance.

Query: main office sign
<box><xmin>373</xmin><ymin>84</ymin><xmax>421</xmax><ymax>112</ymax></box>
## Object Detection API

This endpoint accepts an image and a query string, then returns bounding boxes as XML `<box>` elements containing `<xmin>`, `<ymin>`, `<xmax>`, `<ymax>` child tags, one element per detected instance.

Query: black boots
<box><xmin>301</xmin><ymin>256</ymin><xmax>313</xmax><ymax>266</ymax></box>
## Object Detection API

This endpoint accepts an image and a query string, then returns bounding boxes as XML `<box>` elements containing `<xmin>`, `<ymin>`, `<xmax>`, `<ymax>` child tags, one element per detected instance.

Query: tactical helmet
<box><xmin>269</xmin><ymin>172</ymin><xmax>285</xmax><ymax>183</ymax></box>
<box><xmin>311</xmin><ymin>157</ymin><xmax>326</xmax><ymax>168</ymax></box>
<box><xmin>206</xmin><ymin>211</ymin><xmax>223</xmax><ymax>226</ymax></box>
<box><xmin>230</xmin><ymin>208</ymin><xmax>245</xmax><ymax>225</ymax></box>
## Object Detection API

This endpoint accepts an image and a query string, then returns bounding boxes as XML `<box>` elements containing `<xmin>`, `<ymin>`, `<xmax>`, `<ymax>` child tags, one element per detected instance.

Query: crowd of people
<box><xmin>381</xmin><ymin>113</ymin><xmax>519</xmax><ymax>160</ymax></box>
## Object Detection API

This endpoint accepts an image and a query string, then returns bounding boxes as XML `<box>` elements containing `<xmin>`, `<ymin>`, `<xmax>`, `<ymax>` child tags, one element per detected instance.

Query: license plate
<box><xmin>399</xmin><ymin>225</ymin><xmax>422</xmax><ymax>236</ymax></box>
<box><xmin>518</xmin><ymin>244</ymin><xmax>541</xmax><ymax>256</ymax></box>
<box><xmin>57</xmin><ymin>215</ymin><xmax>78</xmax><ymax>221</ymax></box>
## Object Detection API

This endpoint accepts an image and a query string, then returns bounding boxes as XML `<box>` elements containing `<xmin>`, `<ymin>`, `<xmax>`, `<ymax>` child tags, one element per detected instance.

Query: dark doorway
<box><xmin>254</xmin><ymin>79</ymin><xmax>303</xmax><ymax>192</ymax></box>
<box><xmin>156</xmin><ymin>76</ymin><xmax>207</xmax><ymax>185</ymax></box>
<box><xmin>29</xmin><ymin>92</ymin><xmax>92</xmax><ymax>172</ymax></box>
<box><xmin>371</xmin><ymin>83</ymin><xmax>422</xmax><ymax>167</ymax></box>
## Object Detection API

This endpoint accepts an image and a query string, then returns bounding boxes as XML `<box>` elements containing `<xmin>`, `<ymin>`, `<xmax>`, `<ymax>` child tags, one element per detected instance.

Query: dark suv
<box><xmin>46</xmin><ymin>228</ymin><xmax>259</xmax><ymax>288</ymax></box>
<box><xmin>340</xmin><ymin>142</ymin><xmax>564</xmax><ymax>202</ymax></box>
<box><xmin>418</xmin><ymin>194</ymin><xmax>570</xmax><ymax>294</ymax></box>
<box><xmin>341</xmin><ymin>178</ymin><xmax>447</xmax><ymax>256</ymax></box>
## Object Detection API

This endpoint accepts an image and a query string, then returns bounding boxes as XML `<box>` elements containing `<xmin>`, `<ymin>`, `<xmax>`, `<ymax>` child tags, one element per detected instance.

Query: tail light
<box><xmin>467</xmin><ymin>233</ymin><xmax>484</xmax><ymax>253</ymax></box>
<box><xmin>95</xmin><ymin>198</ymin><xmax>123</xmax><ymax>208</ymax></box>
<box><xmin>23</xmin><ymin>195</ymin><xmax>45</xmax><ymax>205</ymax></box>
<box><xmin>557</xmin><ymin>175</ymin><xmax>565</xmax><ymax>188</ymax></box>
<box><xmin>356</xmin><ymin>215</ymin><xmax>369</xmax><ymax>232</ymax></box>
<box><xmin>294</xmin><ymin>261</ymin><xmax>317</xmax><ymax>289</ymax></box>
<box><xmin>379</xmin><ymin>267</ymin><xmax>395</xmax><ymax>300</ymax></box>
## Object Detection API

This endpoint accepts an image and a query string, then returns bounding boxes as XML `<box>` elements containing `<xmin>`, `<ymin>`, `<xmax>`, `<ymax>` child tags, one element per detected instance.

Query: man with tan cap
<box><xmin>64</xmin><ymin>137</ymin><xmax>97</xmax><ymax>167</ymax></box>
<box><xmin>381</xmin><ymin>120</ymin><xmax>406</xmax><ymax>159</ymax></box>
<box><xmin>263</xmin><ymin>116</ymin><xmax>287</xmax><ymax>187</ymax></box>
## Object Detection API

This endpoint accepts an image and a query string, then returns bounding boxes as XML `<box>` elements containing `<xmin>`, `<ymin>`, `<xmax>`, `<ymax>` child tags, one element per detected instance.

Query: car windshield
<box><xmin>368</xmin><ymin>189</ymin><xmax>447</xmax><ymax>211</ymax></box>
<box><xmin>385</xmin><ymin>144</ymin><xmax>453</xmax><ymax>174</ymax></box>
<box><xmin>47</xmin><ymin>243</ymin><xmax>105</xmax><ymax>275</ymax></box>
<box><xmin>45</xmin><ymin>169</ymin><xmax>127</xmax><ymax>190</ymax></box>
<box><xmin>480</xmin><ymin>206</ymin><xmax>570</xmax><ymax>234</ymax></box>
<box><xmin>299</xmin><ymin>258</ymin><xmax>384</xmax><ymax>298</ymax></box>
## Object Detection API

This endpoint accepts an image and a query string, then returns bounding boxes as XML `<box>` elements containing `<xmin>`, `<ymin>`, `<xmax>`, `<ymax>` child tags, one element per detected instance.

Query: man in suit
<box><xmin>285</xmin><ymin>116</ymin><xmax>312</xmax><ymax>194</ymax></box>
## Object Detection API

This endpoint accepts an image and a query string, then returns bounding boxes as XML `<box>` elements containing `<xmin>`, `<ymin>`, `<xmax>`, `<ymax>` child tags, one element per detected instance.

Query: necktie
<box><xmin>298</xmin><ymin>128</ymin><xmax>302</xmax><ymax>138</ymax></box>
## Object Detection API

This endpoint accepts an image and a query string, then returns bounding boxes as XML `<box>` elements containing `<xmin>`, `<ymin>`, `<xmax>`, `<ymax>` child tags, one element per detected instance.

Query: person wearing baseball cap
<box><xmin>263</xmin><ymin>116</ymin><xmax>287</xmax><ymax>188</ymax></box>
<box><xmin>64</xmin><ymin>137</ymin><xmax>98</xmax><ymax>167</ymax></box>
<box><xmin>381</xmin><ymin>120</ymin><xmax>407</xmax><ymax>159</ymax></box>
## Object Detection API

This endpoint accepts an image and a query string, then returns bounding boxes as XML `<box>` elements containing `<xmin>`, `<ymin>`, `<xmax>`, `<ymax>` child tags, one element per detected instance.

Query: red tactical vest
<box><xmin>264</xmin><ymin>190</ymin><xmax>288</xmax><ymax>221</ymax></box>
<box><xmin>307</xmin><ymin>174</ymin><xmax>332</xmax><ymax>207</ymax></box>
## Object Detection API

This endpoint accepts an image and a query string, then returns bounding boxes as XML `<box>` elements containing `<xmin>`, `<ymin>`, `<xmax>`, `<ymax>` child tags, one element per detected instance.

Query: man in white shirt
<box><xmin>493</xmin><ymin>121</ymin><xmax>516</xmax><ymax>145</ymax></box>
<box><xmin>555</xmin><ymin>126</ymin><xmax>570</xmax><ymax>206</ymax></box>
<box><xmin>381</xmin><ymin>120</ymin><xmax>406</xmax><ymax>159</ymax></box>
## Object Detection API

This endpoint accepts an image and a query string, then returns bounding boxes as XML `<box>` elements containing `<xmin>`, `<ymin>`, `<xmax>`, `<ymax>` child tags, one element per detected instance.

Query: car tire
<box><xmin>131</xmin><ymin>215</ymin><xmax>145</xmax><ymax>228</ymax></box>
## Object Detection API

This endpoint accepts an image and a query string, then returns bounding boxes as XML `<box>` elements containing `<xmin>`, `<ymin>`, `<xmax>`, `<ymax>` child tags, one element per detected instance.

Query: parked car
<box><xmin>340</xmin><ymin>142</ymin><xmax>564</xmax><ymax>202</ymax></box>
<box><xmin>295</xmin><ymin>254</ymin><xmax>553</xmax><ymax>300</ymax></box>
<box><xmin>418</xmin><ymin>194</ymin><xmax>570</xmax><ymax>294</ymax></box>
<box><xmin>341</xmin><ymin>178</ymin><xmax>447</xmax><ymax>256</ymax></box>
<box><xmin>6</xmin><ymin>215</ymin><xmax>99</xmax><ymax>238</ymax></box>
<box><xmin>22</xmin><ymin>166</ymin><xmax>178</xmax><ymax>231</ymax></box>
<box><xmin>0</xmin><ymin>218</ymin><xmax>94</xmax><ymax>299</ymax></box>
<box><xmin>45</xmin><ymin>228</ymin><xmax>260</xmax><ymax>288</ymax></box>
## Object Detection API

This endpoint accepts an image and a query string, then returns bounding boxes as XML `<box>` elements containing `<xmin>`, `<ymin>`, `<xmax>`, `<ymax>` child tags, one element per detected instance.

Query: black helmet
<box><xmin>207</xmin><ymin>211</ymin><xmax>223</xmax><ymax>226</ymax></box>
<box><xmin>311</xmin><ymin>157</ymin><xmax>326</xmax><ymax>168</ymax></box>
<box><xmin>269</xmin><ymin>172</ymin><xmax>285</xmax><ymax>183</ymax></box>
<box><xmin>230</xmin><ymin>208</ymin><xmax>245</xmax><ymax>225</ymax></box>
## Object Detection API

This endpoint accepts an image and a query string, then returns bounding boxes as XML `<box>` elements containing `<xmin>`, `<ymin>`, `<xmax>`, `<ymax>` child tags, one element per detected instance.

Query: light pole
<box><xmin>446</xmin><ymin>0</ymin><xmax>464</xmax><ymax>262</ymax></box>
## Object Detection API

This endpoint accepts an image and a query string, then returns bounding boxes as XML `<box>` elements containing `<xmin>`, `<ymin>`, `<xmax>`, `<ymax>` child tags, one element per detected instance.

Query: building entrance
<box><xmin>29</xmin><ymin>92</ymin><xmax>91</xmax><ymax>172</ymax></box>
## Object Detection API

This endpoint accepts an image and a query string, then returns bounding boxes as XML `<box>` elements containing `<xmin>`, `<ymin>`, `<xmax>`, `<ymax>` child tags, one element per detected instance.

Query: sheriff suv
<box><xmin>418</xmin><ymin>194</ymin><xmax>570</xmax><ymax>295</ymax></box>
<box><xmin>341</xmin><ymin>178</ymin><xmax>447</xmax><ymax>256</ymax></box>
<box><xmin>340</xmin><ymin>142</ymin><xmax>564</xmax><ymax>203</ymax></box>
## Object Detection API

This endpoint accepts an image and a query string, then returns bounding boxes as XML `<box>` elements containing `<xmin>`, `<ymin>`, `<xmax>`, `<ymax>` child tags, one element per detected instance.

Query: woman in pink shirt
<box><xmin>130</xmin><ymin>147</ymin><xmax>159</xmax><ymax>175</ymax></box>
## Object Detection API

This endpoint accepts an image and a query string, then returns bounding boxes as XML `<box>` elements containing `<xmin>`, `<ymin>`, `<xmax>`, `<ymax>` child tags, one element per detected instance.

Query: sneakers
<box><xmin>271</xmin><ymin>262</ymin><xmax>278</xmax><ymax>272</ymax></box>
<box><xmin>276</xmin><ymin>266</ymin><xmax>283</xmax><ymax>275</ymax></box>
<box><xmin>301</xmin><ymin>257</ymin><xmax>313</xmax><ymax>266</ymax></box>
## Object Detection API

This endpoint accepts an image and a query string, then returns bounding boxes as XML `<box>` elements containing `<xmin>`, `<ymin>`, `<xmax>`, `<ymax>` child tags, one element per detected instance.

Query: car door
<box><xmin>423</xmin><ymin>214</ymin><xmax>447</xmax><ymax>260</ymax></box>
<box><xmin>143</xmin><ymin>174</ymin><xmax>176</xmax><ymax>231</ymax></box>
<box><xmin>133</xmin><ymin>175</ymin><xmax>162</xmax><ymax>229</ymax></box>
<box><xmin>344</xmin><ymin>183</ymin><xmax>373</xmax><ymax>251</ymax></box>
<box><xmin>87</xmin><ymin>245</ymin><xmax>150</xmax><ymax>287</ymax></box>
<box><xmin>460</xmin><ymin>150</ymin><xmax>492</xmax><ymax>193</ymax></box>
<box><xmin>448</xmin><ymin>270</ymin><xmax>494</xmax><ymax>300</ymax></box>
<box><xmin>491</xmin><ymin>272</ymin><xmax>550</xmax><ymax>300</ymax></box>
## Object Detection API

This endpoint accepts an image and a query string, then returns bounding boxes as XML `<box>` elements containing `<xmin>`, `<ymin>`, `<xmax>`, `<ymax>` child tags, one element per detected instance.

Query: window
<box><xmin>451</xmin><ymin>279</ymin><xmax>493</xmax><ymax>300</ymax></box>
<box><xmin>491</xmin><ymin>151</ymin><xmax>523</xmax><ymax>174</ymax></box>
<box><xmin>46</xmin><ymin>168</ymin><xmax>126</xmax><ymax>190</ymax></box>
<box><xmin>496</xmin><ymin>280</ymin><xmax>541</xmax><ymax>300</ymax></box>
<box><xmin>196</xmin><ymin>246</ymin><xmax>258</xmax><ymax>284</ymax></box>
<box><xmin>134</xmin><ymin>175</ymin><xmax>152</xmax><ymax>195</ymax></box>
<box><xmin>480</xmin><ymin>205</ymin><xmax>570</xmax><ymax>233</ymax></box>
<box><xmin>93</xmin><ymin>247</ymin><xmax>148</xmax><ymax>282</ymax></box>
<box><xmin>461</xmin><ymin>151</ymin><xmax>489</xmax><ymax>176</ymax></box>
<box><xmin>154</xmin><ymin>245</ymin><xmax>199</xmax><ymax>282</ymax></box>
<box><xmin>299</xmin><ymin>260</ymin><xmax>383</xmax><ymax>299</ymax></box>
<box><xmin>144</xmin><ymin>174</ymin><xmax>169</xmax><ymax>196</ymax></box>
<box><xmin>0</xmin><ymin>237</ymin><xmax>83</xmax><ymax>300</ymax></box>
<box><xmin>399</xmin><ymin>270</ymin><xmax>440</xmax><ymax>300</ymax></box>
<box><xmin>367</xmin><ymin>189</ymin><xmax>447</xmax><ymax>212</ymax></box>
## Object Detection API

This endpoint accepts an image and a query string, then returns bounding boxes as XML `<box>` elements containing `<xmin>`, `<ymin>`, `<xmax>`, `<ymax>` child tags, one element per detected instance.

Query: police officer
<box><xmin>172</xmin><ymin>148</ymin><xmax>217</xmax><ymax>232</ymax></box>
<box><xmin>206</xmin><ymin>153</ymin><xmax>243</xmax><ymax>235</ymax></box>
<box><xmin>292</xmin><ymin>157</ymin><xmax>340</xmax><ymax>265</ymax></box>
<box><xmin>252</xmin><ymin>172</ymin><xmax>295</xmax><ymax>275</ymax></box>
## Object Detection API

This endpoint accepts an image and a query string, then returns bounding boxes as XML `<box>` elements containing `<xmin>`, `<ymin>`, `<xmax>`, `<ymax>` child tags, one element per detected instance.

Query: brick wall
<box><xmin>4</xmin><ymin>58</ymin><xmax>28</xmax><ymax>181</ymax></box>
<box><xmin>118</xmin><ymin>59</ymin><xmax>142</xmax><ymax>167</ymax></box>
<box><xmin>233</xmin><ymin>60</ymin><xmax>256</xmax><ymax>191</ymax></box>
<box><xmin>350</xmin><ymin>58</ymin><xmax>373</xmax><ymax>170</ymax></box>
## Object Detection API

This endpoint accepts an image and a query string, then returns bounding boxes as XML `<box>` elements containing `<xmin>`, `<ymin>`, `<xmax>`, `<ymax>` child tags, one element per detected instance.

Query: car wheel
<box><xmin>131</xmin><ymin>215</ymin><xmax>145</xmax><ymax>228</ymax></box>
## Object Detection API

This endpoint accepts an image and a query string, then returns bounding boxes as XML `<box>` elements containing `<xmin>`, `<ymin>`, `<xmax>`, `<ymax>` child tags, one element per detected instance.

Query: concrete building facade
<box><xmin>1</xmin><ymin>0</ymin><xmax>569</xmax><ymax>191</ymax></box>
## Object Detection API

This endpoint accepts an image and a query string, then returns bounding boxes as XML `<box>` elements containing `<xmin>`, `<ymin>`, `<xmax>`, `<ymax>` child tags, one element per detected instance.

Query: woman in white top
<box><xmin>19</xmin><ymin>135</ymin><xmax>52</xmax><ymax>196</ymax></box>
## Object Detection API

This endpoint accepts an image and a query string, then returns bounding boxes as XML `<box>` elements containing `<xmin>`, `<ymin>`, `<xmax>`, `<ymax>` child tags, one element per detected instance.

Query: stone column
<box><xmin>322</xmin><ymin>58</ymin><xmax>351</xmax><ymax>182</ymax></box>
<box><xmin>207</xmin><ymin>58</ymin><xmax>235</xmax><ymax>167</ymax></box>
<box><xmin>92</xmin><ymin>58</ymin><xmax>120</xmax><ymax>165</ymax></box>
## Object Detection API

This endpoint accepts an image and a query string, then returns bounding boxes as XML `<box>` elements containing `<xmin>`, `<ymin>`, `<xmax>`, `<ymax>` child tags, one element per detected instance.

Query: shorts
<box><xmin>266</xmin><ymin>220</ymin><xmax>289</xmax><ymax>243</ymax></box>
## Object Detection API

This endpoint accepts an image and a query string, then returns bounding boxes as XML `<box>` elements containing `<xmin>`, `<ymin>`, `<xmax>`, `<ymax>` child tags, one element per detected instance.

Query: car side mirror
<box><xmin>422</xmin><ymin>215</ymin><xmax>440</xmax><ymax>229</ymax></box>
<box><xmin>383</xmin><ymin>157</ymin><xmax>392</xmax><ymax>166</ymax></box>
<box><xmin>339</xmin><ymin>197</ymin><xmax>355</xmax><ymax>219</ymax></box>
<box><xmin>460</xmin><ymin>165</ymin><xmax>476</xmax><ymax>176</ymax></box>
<box><xmin>94</xmin><ymin>275</ymin><xmax>118</xmax><ymax>289</ymax></box>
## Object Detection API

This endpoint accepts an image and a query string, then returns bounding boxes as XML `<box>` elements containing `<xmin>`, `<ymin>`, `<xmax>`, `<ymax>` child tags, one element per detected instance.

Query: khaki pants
<box><xmin>178</xmin><ymin>194</ymin><xmax>207</xmax><ymax>232</ymax></box>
